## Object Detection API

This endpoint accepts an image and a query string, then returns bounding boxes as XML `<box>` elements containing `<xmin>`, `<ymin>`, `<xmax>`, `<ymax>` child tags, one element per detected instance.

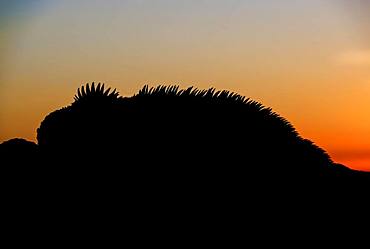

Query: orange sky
<box><xmin>1</xmin><ymin>0</ymin><xmax>370</xmax><ymax>171</ymax></box>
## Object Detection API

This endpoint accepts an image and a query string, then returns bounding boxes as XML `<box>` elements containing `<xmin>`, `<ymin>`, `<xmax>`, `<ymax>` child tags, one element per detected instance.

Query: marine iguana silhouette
<box><xmin>2</xmin><ymin>83</ymin><xmax>368</xmax><ymax>181</ymax></box>
<box><xmin>1</xmin><ymin>83</ymin><xmax>368</xmax><ymax>233</ymax></box>
<box><xmin>35</xmin><ymin>83</ymin><xmax>341</xmax><ymax>179</ymax></box>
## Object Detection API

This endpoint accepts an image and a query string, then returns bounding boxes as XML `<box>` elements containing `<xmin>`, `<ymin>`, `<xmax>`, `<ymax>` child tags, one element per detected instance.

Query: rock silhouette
<box><xmin>2</xmin><ymin>83</ymin><xmax>369</xmax><ymax>183</ymax></box>
<box><xmin>0</xmin><ymin>138</ymin><xmax>38</xmax><ymax>165</ymax></box>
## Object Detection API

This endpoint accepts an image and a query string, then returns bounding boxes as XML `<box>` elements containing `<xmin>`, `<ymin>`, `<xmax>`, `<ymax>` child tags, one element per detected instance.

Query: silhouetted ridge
<box><xmin>137</xmin><ymin>85</ymin><xmax>249</xmax><ymax>103</ymax></box>
<box><xmin>72</xmin><ymin>82</ymin><xmax>121</xmax><ymax>106</ymax></box>
<box><xmin>136</xmin><ymin>85</ymin><xmax>302</xmax><ymax>142</ymax></box>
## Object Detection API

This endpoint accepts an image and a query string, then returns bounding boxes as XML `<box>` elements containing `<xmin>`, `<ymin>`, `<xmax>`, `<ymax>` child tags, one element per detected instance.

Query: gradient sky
<box><xmin>1</xmin><ymin>0</ymin><xmax>370</xmax><ymax>171</ymax></box>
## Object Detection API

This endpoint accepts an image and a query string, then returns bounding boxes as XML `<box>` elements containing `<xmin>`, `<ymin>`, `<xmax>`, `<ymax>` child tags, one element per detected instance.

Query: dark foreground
<box><xmin>1</xmin><ymin>83</ymin><xmax>369</xmax><ymax>236</ymax></box>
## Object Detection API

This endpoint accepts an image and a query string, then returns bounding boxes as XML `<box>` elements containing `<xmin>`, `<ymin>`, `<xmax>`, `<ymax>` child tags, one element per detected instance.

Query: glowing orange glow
<box><xmin>1</xmin><ymin>1</ymin><xmax>370</xmax><ymax>171</ymax></box>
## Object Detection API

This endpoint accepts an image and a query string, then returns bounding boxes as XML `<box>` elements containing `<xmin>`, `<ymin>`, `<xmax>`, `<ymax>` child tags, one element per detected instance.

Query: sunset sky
<box><xmin>1</xmin><ymin>0</ymin><xmax>370</xmax><ymax>171</ymax></box>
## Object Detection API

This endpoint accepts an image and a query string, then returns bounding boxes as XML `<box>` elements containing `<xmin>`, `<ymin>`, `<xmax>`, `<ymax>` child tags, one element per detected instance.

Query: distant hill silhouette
<box><xmin>1</xmin><ymin>83</ymin><xmax>369</xmax><ymax>183</ymax></box>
